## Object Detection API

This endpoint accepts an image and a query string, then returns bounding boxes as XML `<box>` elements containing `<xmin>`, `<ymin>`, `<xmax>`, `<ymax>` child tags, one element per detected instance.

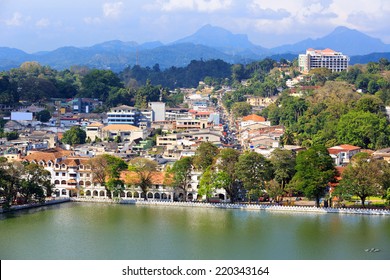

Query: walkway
<box><xmin>71</xmin><ymin>197</ymin><xmax>390</xmax><ymax>216</ymax></box>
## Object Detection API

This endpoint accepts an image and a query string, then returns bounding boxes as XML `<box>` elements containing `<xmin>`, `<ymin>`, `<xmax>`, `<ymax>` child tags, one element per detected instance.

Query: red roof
<box><xmin>242</xmin><ymin>114</ymin><xmax>266</xmax><ymax>122</ymax></box>
<box><xmin>328</xmin><ymin>144</ymin><xmax>360</xmax><ymax>154</ymax></box>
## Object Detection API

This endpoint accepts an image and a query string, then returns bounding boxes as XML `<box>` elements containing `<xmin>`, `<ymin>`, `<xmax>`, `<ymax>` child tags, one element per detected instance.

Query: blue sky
<box><xmin>1</xmin><ymin>0</ymin><xmax>390</xmax><ymax>53</ymax></box>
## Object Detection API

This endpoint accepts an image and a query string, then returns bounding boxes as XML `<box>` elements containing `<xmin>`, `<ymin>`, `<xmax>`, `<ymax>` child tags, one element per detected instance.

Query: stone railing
<box><xmin>70</xmin><ymin>198</ymin><xmax>390</xmax><ymax>216</ymax></box>
<box><xmin>0</xmin><ymin>197</ymin><xmax>70</xmax><ymax>213</ymax></box>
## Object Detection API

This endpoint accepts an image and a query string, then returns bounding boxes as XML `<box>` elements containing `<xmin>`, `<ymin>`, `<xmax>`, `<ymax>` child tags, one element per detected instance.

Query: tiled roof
<box><xmin>102</xmin><ymin>124</ymin><xmax>140</xmax><ymax>131</ymax></box>
<box><xmin>120</xmin><ymin>171</ymin><xmax>172</xmax><ymax>185</ymax></box>
<box><xmin>61</xmin><ymin>157</ymin><xmax>90</xmax><ymax>166</ymax></box>
<box><xmin>242</xmin><ymin>114</ymin><xmax>266</xmax><ymax>122</ymax></box>
<box><xmin>328</xmin><ymin>144</ymin><xmax>361</xmax><ymax>154</ymax></box>
<box><xmin>23</xmin><ymin>148</ymin><xmax>73</xmax><ymax>163</ymax></box>
<box><xmin>87</xmin><ymin>122</ymin><xmax>104</xmax><ymax>127</ymax></box>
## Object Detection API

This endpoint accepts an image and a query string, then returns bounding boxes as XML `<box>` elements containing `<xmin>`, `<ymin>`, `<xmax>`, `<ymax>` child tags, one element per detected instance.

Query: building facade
<box><xmin>107</xmin><ymin>105</ymin><xmax>140</xmax><ymax>126</ymax></box>
<box><xmin>299</xmin><ymin>48</ymin><xmax>349</xmax><ymax>73</ymax></box>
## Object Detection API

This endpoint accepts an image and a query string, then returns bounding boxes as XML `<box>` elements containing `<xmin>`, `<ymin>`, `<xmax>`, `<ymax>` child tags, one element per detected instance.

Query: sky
<box><xmin>1</xmin><ymin>0</ymin><xmax>390</xmax><ymax>53</ymax></box>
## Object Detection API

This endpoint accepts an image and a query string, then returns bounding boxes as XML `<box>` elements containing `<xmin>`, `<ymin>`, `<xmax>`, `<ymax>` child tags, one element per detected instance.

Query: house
<box><xmin>240</xmin><ymin>114</ymin><xmax>270</xmax><ymax>130</ymax></box>
<box><xmin>68</xmin><ymin>98</ymin><xmax>101</xmax><ymax>113</ymax></box>
<box><xmin>327</xmin><ymin>144</ymin><xmax>361</xmax><ymax>166</ymax></box>
<box><xmin>246</xmin><ymin>96</ymin><xmax>275</xmax><ymax>108</ymax></box>
<box><xmin>175</xmin><ymin>119</ymin><xmax>210</xmax><ymax>130</ymax></box>
<box><xmin>372</xmin><ymin>148</ymin><xmax>390</xmax><ymax>163</ymax></box>
<box><xmin>85</xmin><ymin>122</ymin><xmax>104</xmax><ymax>142</ymax></box>
<box><xmin>102</xmin><ymin>124</ymin><xmax>147</xmax><ymax>143</ymax></box>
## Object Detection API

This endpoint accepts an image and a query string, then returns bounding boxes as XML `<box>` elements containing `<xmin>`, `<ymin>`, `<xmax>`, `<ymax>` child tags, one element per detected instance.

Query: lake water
<box><xmin>1</xmin><ymin>202</ymin><xmax>389</xmax><ymax>260</ymax></box>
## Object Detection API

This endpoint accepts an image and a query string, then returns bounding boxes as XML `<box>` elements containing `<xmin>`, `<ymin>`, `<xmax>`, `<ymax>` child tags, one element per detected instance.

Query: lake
<box><xmin>1</xmin><ymin>202</ymin><xmax>389</xmax><ymax>259</ymax></box>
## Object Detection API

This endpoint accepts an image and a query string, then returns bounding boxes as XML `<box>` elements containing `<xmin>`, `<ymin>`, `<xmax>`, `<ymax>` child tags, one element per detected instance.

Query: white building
<box><xmin>107</xmin><ymin>105</ymin><xmax>140</xmax><ymax>126</ymax></box>
<box><xmin>299</xmin><ymin>48</ymin><xmax>349</xmax><ymax>73</ymax></box>
<box><xmin>149</xmin><ymin>102</ymin><xmax>166</xmax><ymax>122</ymax></box>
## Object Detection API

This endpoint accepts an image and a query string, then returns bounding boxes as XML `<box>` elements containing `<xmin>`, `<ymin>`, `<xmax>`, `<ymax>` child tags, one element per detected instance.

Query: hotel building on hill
<box><xmin>299</xmin><ymin>48</ymin><xmax>349</xmax><ymax>73</ymax></box>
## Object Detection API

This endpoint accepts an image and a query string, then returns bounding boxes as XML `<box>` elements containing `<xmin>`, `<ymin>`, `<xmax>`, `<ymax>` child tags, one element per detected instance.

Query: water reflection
<box><xmin>1</xmin><ymin>203</ymin><xmax>389</xmax><ymax>260</ymax></box>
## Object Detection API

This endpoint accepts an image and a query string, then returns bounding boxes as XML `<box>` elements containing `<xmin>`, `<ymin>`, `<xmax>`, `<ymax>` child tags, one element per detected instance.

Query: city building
<box><xmin>149</xmin><ymin>102</ymin><xmax>166</xmax><ymax>122</ymax></box>
<box><xmin>101</xmin><ymin>124</ymin><xmax>147</xmax><ymax>143</ymax></box>
<box><xmin>68</xmin><ymin>98</ymin><xmax>102</xmax><ymax>113</ymax></box>
<box><xmin>327</xmin><ymin>144</ymin><xmax>361</xmax><ymax>166</ymax></box>
<box><xmin>299</xmin><ymin>48</ymin><xmax>349</xmax><ymax>73</ymax></box>
<box><xmin>107</xmin><ymin>105</ymin><xmax>140</xmax><ymax>126</ymax></box>
<box><xmin>85</xmin><ymin>122</ymin><xmax>104</xmax><ymax>142</ymax></box>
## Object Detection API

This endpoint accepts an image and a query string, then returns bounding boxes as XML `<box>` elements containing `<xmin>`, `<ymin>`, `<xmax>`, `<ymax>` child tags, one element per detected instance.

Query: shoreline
<box><xmin>71</xmin><ymin>197</ymin><xmax>390</xmax><ymax>216</ymax></box>
<box><xmin>0</xmin><ymin>198</ymin><xmax>71</xmax><ymax>213</ymax></box>
<box><xmin>2</xmin><ymin>197</ymin><xmax>389</xmax><ymax>216</ymax></box>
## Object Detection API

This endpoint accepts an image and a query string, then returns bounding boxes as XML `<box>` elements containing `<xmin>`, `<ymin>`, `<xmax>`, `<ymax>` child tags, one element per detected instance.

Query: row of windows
<box><xmin>108</xmin><ymin>120</ymin><xmax>136</xmax><ymax>123</ymax></box>
<box><xmin>55</xmin><ymin>172</ymin><xmax>91</xmax><ymax>177</ymax></box>
<box><xmin>29</xmin><ymin>161</ymin><xmax>91</xmax><ymax>170</ymax></box>
<box><xmin>54</xmin><ymin>180</ymin><xmax>92</xmax><ymax>186</ymax></box>
<box><xmin>108</xmin><ymin>114</ymin><xmax>137</xmax><ymax>117</ymax></box>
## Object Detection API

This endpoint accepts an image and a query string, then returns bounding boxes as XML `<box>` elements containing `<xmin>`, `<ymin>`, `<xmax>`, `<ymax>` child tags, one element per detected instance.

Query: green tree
<box><xmin>290</xmin><ymin>145</ymin><xmax>335</xmax><ymax>207</ymax></box>
<box><xmin>231</xmin><ymin>102</ymin><xmax>252</xmax><ymax>118</ymax></box>
<box><xmin>128</xmin><ymin>157</ymin><xmax>158</xmax><ymax>200</ymax></box>
<box><xmin>61</xmin><ymin>126</ymin><xmax>87</xmax><ymax>146</ymax></box>
<box><xmin>169</xmin><ymin>157</ymin><xmax>193</xmax><ymax>202</ymax></box>
<box><xmin>19</xmin><ymin>163</ymin><xmax>52</xmax><ymax>204</ymax></box>
<box><xmin>88</xmin><ymin>154</ymin><xmax>128</xmax><ymax>197</ymax></box>
<box><xmin>0</xmin><ymin>159</ymin><xmax>22</xmax><ymax>209</ymax></box>
<box><xmin>217</xmin><ymin>148</ymin><xmax>240</xmax><ymax>203</ymax></box>
<box><xmin>80</xmin><ymin>69</ymin><xmax>123</xmax><ymax>102</ymax></box>
<box><xmin>5</xmin><ymin>131</ymin><xmax>19</xmax><ymax>141</ymax></box>
<box><xmin>35</xmin><ymin>109</ymin><xmax>52</xmax><ymax>122</ymax></box>
<box><xmin>355</xmin><ymin>95</ymin><xmax>385</xmax><ymax>116</ymax></box>
<box><xmin>198</xmin><ymin>167</ymin><xmax>216</xmax><ymax>202</ymax></box>
<box><xmin>265</xmin><ymin>180</ymin><xmax>284</xmax><ymax>203</ymax></box>
<box><xmin>270</xmin><ymin>148</ymin><xmax>296</xmax><ymax>192</ymax></box>
<box><xmin>337</xmin><ymin>111</ymin><xmax>389</xmax><ymax>149</ymax></box>
<box><xmin>337</xmin><ymin>153</ymin><xmax>388</xmax><ymax>207</ymax></box>
<box><xmin>193</xmin><ymin>142</ymin><xmax>219</xmax><ymax>171</ymax></box>
<box><xmin>236</xmin><ymin>151</ymin><xmax>273</xmax><ymax>203</ymax></box>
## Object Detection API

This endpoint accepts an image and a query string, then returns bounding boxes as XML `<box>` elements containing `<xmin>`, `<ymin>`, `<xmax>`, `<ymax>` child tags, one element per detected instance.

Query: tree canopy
<box><xmin>61</xmin><ymin>126</ymin><xmax>87</xmax><ymax>146</ymax></box>
<box><xmin>290</xmin><ymin>145</ymin><xmax>335</xmax><ymax>207</ymax></box>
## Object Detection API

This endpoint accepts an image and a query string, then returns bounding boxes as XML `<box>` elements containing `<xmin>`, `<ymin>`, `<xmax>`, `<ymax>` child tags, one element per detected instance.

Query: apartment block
<box><xmin>299</xmin><ymin>48</ymin><xmax>349</xmax><ymax>73</ymax></box>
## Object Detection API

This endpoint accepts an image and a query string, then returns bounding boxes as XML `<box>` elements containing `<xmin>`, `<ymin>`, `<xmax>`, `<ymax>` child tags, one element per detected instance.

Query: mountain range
<box><xmin>1</xmin><ymin>25</ymin><xmax>390</xmax><ymax>72</ymax></box>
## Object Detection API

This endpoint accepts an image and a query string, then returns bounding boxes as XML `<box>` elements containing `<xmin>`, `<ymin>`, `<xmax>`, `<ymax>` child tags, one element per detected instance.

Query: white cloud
<box><xmin>36</xmin><ymin>18</ymin><xmax>50</xmax><ymax>28</ymax></box>
<box><xmin>158</xmin><ymin>0</ymin><xmax>233</xmax><ymax>13</ymax></box>
<box><xmin>5</xmin><ymin>12</ymin><xmax>24</xmax><ymax>26</ymax></box>
<box><xmin>103</xmin><ymin>2</ymin><xmax>124</xmax><ymax>18</ymax></box>
<box><xmin>84</xmin><ymin>17</ymin><xmax>102</xmax><ymax>25</ymax></box>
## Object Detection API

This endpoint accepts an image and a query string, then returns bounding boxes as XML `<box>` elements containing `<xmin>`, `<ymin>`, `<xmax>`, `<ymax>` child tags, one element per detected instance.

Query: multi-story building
<box><xmin>299</xmin><ymin>48</ymin><xmax>349</xmax><ymax>73</ymax></box>
<box><xmin>20</xmin><ymin>147</ymin><xmax>228</xmax><ymax>201</ymax></box>
<box><xmin>107</xmin><ymin>105</ymin><xmax>140</xmax><ymax>126</ymax></box>
<box><xmin>101</xmin><ymin>124</ymin><xmax>147</xmax><ymax>143</ymax></box>
<box><xmin>85</xmin><ymin>122</ymin><xmax>104</xmax><ymax>142</ymax></box>
<box><xmin>175</xmin><ymin>119</ymin><xmax>210</xmax><ymax>130</ymax></box>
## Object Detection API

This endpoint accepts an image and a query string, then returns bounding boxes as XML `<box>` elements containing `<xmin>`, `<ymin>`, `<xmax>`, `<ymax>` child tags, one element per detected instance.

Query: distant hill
<box><xmin>173</xmin><ymin>24</ymin><xmax>269</xmax><ymax>58</ymax></box>
<box><xmin>350</xmin><ymin>52</ymin><xmax>390</xmax><ymax>65</ymax></box>
<box><xmin>1</xmin><ymin>25</ymin><xmax>390</xmax><ymax>71</ymax></box>
<box><xmin>0</xmin><ymin>47</ymin><xmax>30</xmax><ymax>70</ymax></box>
<box><xmin>271</xmin><ymin>26</ymin><xmax>390</xmax><ymax>56</ymax></box>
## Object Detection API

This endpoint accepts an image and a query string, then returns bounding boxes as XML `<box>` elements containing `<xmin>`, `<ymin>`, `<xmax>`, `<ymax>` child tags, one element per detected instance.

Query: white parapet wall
<box><xmin>70</xmin><ymin>198</ymin><xmax>390</xmax><ymax>216</ymax></box>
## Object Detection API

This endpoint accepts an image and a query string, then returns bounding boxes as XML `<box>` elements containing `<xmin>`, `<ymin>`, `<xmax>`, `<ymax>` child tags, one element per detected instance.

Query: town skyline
<box><xmin>1</xmin><ymin>0</ymin><xmax>390</xmax><ymax>53</ymax></box>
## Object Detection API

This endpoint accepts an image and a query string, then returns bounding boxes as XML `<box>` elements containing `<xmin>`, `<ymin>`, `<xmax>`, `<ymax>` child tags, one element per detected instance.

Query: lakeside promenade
<box><xmin>70</xmin><ymin>197</ymin><xmax>390</xmax><ymax>216</ymax></box>
<box><xmin>2</xmin><ymin>197</ymin><xmax>390</xmax><ymax>216</ymax></box>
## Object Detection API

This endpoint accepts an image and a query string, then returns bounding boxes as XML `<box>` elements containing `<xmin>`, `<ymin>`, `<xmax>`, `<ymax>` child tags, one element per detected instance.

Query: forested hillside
<box><xmin>2</xmin><ymin>58</ymin><xmax>390</xmax><ymax>150</ymax></box>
